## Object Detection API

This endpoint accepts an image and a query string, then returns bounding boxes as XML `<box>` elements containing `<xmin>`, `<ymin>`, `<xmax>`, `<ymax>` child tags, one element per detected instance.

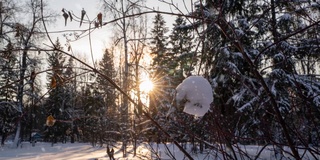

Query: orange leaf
<box><xmin>46</xmin><ymin>115</ymin><xmax>56</xmax><ymax>126</ymax></box>
<box><xmin>51</xmin><ymin>77</ymin><xmax>57</xmax><ymax>88</ymax></box>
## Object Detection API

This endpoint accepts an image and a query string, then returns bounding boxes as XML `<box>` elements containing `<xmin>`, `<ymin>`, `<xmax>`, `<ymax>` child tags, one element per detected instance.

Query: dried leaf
<box><xmin>97</xmin><ymin>13</ymin><xmax>102</xmax><ymax>27</ymax></box>
<box><xmin>80</xmin><ymin>8</ymin><xmax>86</xmax><ymax>27</ymax></box>
<box><xmin>46</xmin><ymin>115</ymin><xmax>56</xmax><ymax>126</ymax></box>
<box><xmin>68</xmin><ymin>11</ymin><xmax>73</xmax><ymax>21</ymax></box>
<box><xmin>51</xmin><ymin>77</ymin><xmax>57</xmax><ymax>88</ymax></box>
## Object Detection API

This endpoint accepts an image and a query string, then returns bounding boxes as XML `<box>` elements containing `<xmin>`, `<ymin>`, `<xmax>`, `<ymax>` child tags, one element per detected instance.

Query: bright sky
<box><xmin>47</xmin><ymin>0</ymin><xmax>110</xmax><ymax>62</ymax></box>
<box><xmin>34</xmin><ymin>0</ymin><xmax>193</xmax><ymax>95</ymax></box>
<box><xmin>46</xmin><ymin>0</ymin><xmax>192</xmax><ymax>62</ymax></box>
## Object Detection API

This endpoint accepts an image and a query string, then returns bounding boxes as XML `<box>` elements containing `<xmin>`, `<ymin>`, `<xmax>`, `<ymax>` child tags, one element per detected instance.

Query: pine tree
<box><xmin>149</xmin><ymin>13</ymin><xmax>170</xmax><ymax>116</ymax></box>
<box><xmin>145</xmin><ymin>13</ymin><xmax>174</xmax><ymax>146</ymax></box>
<box><xmin>45</xmin><ymin>38</ymin><xmax>70</xmax><ymax>140</ymax></box>
<box><xmin>0</xmin><ymin>42</ymin><xmax>20</xmax><ymax>145</ymax></box>
<box><xmin>0</xmin><ymin>42</ymin><xmax>18</xmax><ymax>102</ymax></box>
<box><xmin>165</xmin><ymin>15</ymin><xmax>200</xmax><ymax>149</ymax></box>
<box><xmin>81</xmin><ymin>86</ymin><xmax>106</xmax><ymax>146</ymax></box>
<box><xmin>97</xmin><ymin>49</ymin><xmax>118</xmax><ymax>114</ymax></box>
<box><xmin>150</xmin><ymin>13</ymin><xmax>169</xmax><ymax>70</ymax></box>
<box><xmin>96</xmin><ymin>48</ymin><xmax>119</xmax><ymax>144</ymax></box>
<box><xmin>63</xmin><ymin>56</ymin><xmax>77</xmax><ymax>118</ymax></box>
<box><xmin>188</xmin><ymin>0</ymin><xmax>320</xmax><ymax>158</ymax></box>
<box><xmin>168</xmin><ymin>16</ymin><xmax>195</xmax><ymax>85</ymax></box>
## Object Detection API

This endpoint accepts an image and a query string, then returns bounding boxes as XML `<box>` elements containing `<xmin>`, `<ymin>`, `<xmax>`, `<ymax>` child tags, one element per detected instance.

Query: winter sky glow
<box><xmin>47</xmin><ymin>0</ymin><xmax>192</xmax><ymax>62</ymax></box>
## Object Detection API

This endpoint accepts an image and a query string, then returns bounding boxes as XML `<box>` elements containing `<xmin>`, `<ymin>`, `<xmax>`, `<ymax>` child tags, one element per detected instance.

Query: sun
<box><xmin>139</xmin><ymin>78</ymin><xmax>154</xmax><ymax>93</ymax></box>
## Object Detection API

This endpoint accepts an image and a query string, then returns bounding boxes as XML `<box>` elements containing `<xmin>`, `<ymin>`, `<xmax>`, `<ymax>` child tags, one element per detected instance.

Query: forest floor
<box><xmin>0</xmin><ymin>140</ymin><xmax>319</xmax><ymax>160</ymax></box>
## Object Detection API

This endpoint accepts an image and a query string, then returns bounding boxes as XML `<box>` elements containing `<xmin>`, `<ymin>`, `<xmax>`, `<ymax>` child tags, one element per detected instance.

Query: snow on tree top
<box><xmin>280</xmin><ymin>13</ymin><xmax>292</xmax><ymax>21</ymax></box>
<box><xmin>175</xmin><ymin>76</ymin><xmax>213</xmax><ymax>117</ymax></box>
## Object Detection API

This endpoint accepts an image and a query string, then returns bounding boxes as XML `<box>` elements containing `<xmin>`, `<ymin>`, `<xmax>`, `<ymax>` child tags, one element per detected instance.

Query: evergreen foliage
<box><xmin>168</xmin><ymin>16</ymin><xmax>195</xmax><ymax>83</ymax></box>
<box><xmin>0</xmin><ymin>42</ymin><xmax>18</xmax><ymax>102</ymax></box>
<box><xmin>97</xmin><ymin>49</ymin><xmax>118</xmax><ymax>113</ymax></box>
<box><xmin>185</xmin><ymin>0</ymin><xmax>320</xmax><ymax>158</ymax></box>
<box><xmin>0</xmin><ymin>1</ymin><xmax>319</xmax><ymax>159</ymax></box>
<box><xmin>149</xmin><ymin>13</ymin><xmax>170</xmax><ymax>115</ymax></box>
<box><xmin>44</xmin><ymin>38</ymin><xmax>71</xmax><ymax>140</ymax></box>
<box><xmin>95</xmin><ymin>48</ymin><xmax>119</xmax><ymax>144</ymax></box>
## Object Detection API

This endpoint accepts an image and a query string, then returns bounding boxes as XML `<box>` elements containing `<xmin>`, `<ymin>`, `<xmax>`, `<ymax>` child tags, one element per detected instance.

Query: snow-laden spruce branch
<box><xmin>0</xmin><ymin>101</ymin><xmax>22</xmax><ymax>113</ymax></box>
<box><xmin>214</xmin><ymin>15</ymin><xmax>303</xmax><ymax>159</ymax></box>
<box><xmin>254</xmin><ymin>19</ymin><xmax>320</xmax><ymax>64</ymax></box>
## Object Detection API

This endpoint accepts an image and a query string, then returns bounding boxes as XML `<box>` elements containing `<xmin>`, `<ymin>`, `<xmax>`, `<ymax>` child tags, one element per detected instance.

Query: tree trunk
<box><xmin>12</xmin><ymin>122</ymin><xmax>21</xmax><ymax>148</ymax></box>
<box><xmin>1</xmin><ymin>133</ymin><xmax>6</xmax><ymax>146</ymax></box>
<box><xmin>121</xmin><ymin>0</ymin><xmax>129</xmax><ymax>157</ymax></box>
<box><xmin>13</xmin><ymin>48</ymin><xmax>28</xmax><ymax>148</ymax></box>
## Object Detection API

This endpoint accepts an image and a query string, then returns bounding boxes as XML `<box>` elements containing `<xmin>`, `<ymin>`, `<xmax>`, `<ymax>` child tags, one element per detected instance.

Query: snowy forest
<box><xmin>1</xmin><ymin>0</ymin><xmax>320</xmax><ymax>159</ymax></box>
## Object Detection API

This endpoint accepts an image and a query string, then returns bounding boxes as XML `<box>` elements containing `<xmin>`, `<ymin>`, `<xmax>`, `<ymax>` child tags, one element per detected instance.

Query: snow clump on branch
<box><xmin>175</xmin><ymin>76</ymin><xmax>213</xmax><ymax>117</ymax></box>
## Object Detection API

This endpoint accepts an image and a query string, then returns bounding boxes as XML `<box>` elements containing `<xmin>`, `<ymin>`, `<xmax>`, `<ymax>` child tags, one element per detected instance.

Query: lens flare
<box><xmin>139</xmin><ymin>79</ymin><xmax>154</xmax><ymax>93</ymax></box>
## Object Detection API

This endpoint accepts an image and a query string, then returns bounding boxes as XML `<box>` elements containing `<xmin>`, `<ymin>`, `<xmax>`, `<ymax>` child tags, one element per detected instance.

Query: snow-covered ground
<box><xmin>0</xmin><ymin>142</ymin><xmax>106</xmax><ymax>160</ymax></box>
<box><xmin>0</xmin><ymin>141</ymin><xmax>184</xmax><ymax>160</ymax></box>
<box><xmin>1</xmin><ymin>141</ymin><xmax>319</xmax><ymax>160</ymax></box>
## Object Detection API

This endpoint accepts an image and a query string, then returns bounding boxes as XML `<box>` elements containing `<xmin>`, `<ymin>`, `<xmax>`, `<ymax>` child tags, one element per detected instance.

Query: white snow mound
<box><xmin>176</xmin><ymin>76</ymin><xmax>213</xmax><ymax>117</ymax></box>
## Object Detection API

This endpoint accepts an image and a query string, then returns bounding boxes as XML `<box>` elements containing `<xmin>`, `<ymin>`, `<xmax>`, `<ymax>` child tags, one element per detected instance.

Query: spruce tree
<box><xmin>45</xmin><ymin>38</ymin><xmax>70</xmax><ymax>140</ymax></box>
<box><xmin>96</xmin><ymin>48</ymin><xmax>119</xmax><ymax>143</ymax></box>
<box><xmin>188</xmin><ymin>0</ymin><xmax>320</xmax><ymax>159</ymax></box>
<box><xmin>0</xmin><ymin>42</ymin><xmax>18</xmax><ymax>102</ymax></box>
<box><xmin>81</xmin><ymin>85</ymin><xmax>106</xmax><ymax>146</ymax></box>
<box><xmin>165</xmin><ymin>15</ymin><xmax>199</xmax><ymax>149</ymax></box>
<box><xmin>147</xmin><ymin>13</ymin><xmax>173</xmax><ymax>145</ymax></box>
<box><xmin>149</xmin><ymin>13</ymin><xmax>170</xmax><ymax>116</ymax></box>
<box><xmin>0</xmin><ymin>42</ymin><xmax>20</xmax><ymax>145</ymax></box>
<box><xmin>168</xmin><ymin>16</ymin><xmax>195</xmax><ymax>85</ymax></box>
<box><xmin>97</xmin><ymin>49</ymin><xmax>118</xmax><ymax>113</ymax></box>
<box><xmin>150</xmin><ymin>13</ymin><xmax>169</xmax><ymax>68</ymax></box>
